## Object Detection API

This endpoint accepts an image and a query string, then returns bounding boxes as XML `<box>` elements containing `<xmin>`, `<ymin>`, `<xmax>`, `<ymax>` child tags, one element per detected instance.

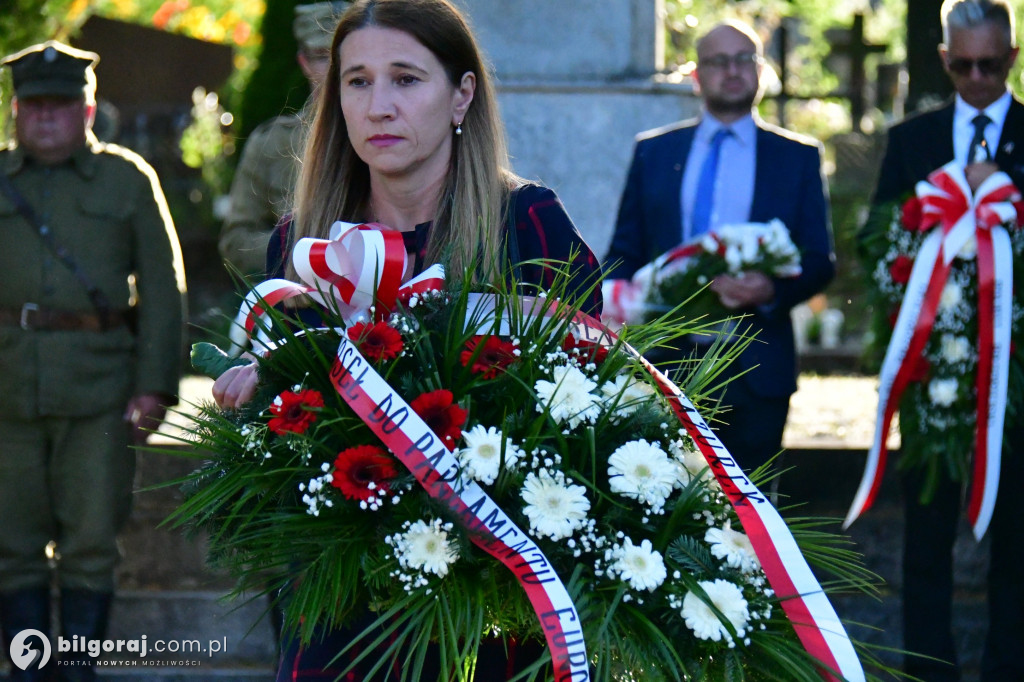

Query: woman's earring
<box><xmin>455</xmin><ymin>121</ymin><xmax>463</xmax><ymax>136</ymax></box>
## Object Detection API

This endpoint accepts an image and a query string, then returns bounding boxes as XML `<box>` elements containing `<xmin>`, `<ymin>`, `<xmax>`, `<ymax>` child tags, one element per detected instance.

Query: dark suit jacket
<box><xmin>874</xmin><ymin>96</ymin><xmax>1024</xmax><ymax>204</ymax></box>
<box><xmin>604</xmin><ymin>117</ymin><xmax>835</xmax><ymax>398</ymax></box>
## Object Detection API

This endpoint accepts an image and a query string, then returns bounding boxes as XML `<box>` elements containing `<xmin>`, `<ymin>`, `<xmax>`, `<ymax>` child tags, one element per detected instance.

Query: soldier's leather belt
<box><xmin>0</xmin><ymin>303</ymin><xmax>126</xmax><ymax>332</ymax></box>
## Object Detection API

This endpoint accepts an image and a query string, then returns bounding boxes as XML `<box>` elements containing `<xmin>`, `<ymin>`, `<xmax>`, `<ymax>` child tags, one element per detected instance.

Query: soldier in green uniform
<box><xmin>218</xmin><ymin>2</ymin><xmax>345</xmax><ymax>277</ymax></box>
<box><xmin>0</xmin><ymin>42</ymin><xmax>186</xmax><ymax>681</ymax></box>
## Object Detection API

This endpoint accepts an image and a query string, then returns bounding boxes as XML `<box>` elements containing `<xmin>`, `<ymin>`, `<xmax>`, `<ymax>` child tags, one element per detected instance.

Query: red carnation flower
<box><xmin>461</xmin><ymin>335</ymin><xmax>519</xmax><ymax>379</ymax></box>
<box><xmin>410</xmin><ymin>389</ymin><xmax>467</xmax><ymax>450</ymax></box>
<box><xmin>899</xmin><ymin>196</ymin><xmax>924</xmax><ymax>231</ymax></box>
<box><xmin>562</xmin><ymin>334</ymin><xmax>609</xmax><ymax>365</ymax></box>
<box><xmin>268</xmin><ymin>389</ymin><xmax>324</xmax><ymax>435</ymax></box>
<box><xmin>889</xmin><ymin>255</ymin><xmax>914</xmax><ymax>285</ymax></box>
<box><xmin>348</xmin><ymin>321</ymin><xmax>404</xmax><ymax>361</ymax></box>
<box><xmin>1014</xmin><ymin>200</ymin><xmax>1024</xmax><ymax>228</ymax></box>
<box><xmin>331</xmin><ymin>445</ymin><xmax>399</xmax><ymax>501</ymax></box>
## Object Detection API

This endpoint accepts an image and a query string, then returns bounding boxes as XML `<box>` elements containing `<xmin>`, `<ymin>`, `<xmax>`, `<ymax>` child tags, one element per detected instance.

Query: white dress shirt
<box><xmin>681</xmin><ymin>113</ymin><xmax>757</xmax><ymax>243</ymax></box>
<box><xmin>953</xmin><ymin>89</ymin><xmax>1011</xmax><ymax>166</ymax></box>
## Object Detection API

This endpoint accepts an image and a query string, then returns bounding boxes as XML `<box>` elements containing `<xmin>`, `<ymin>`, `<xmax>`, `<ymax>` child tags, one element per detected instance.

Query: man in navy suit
<box><xmin>605</xmin><ymin>20</ymin><xmax>834</xmax><ymax>475</ymax></box>
<box><xmin>866</xmin><ymin>1</ymin><xmax>1024</xmax><ymax>679</ymax></box>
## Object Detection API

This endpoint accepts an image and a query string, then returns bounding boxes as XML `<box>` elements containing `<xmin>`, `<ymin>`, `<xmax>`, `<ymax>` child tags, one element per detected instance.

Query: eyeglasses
<box><xmin>946</xmin><ymin>53</ymin><xmax>1010</xmax><ymax>76</ymax></box>
<box><xmin>699</xmin><ymin>52</ymin><xmax>764</xmax><ymax>71</ymax></box>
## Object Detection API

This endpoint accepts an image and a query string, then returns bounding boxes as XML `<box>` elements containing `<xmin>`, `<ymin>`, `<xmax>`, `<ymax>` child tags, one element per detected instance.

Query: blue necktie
<box><xmin>968</xmin><ymin>113</ymin><xmax>992</xmax><ymax>164</ymax></box>
<box><xmin>691</xmin><ymin>128</ymin><xmax>731</xmax><ymax>239</ymax></box>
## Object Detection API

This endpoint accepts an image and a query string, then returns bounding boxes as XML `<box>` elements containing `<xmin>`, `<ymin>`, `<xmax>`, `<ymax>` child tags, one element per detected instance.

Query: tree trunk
<box><xmin>906</xmin><ymin>0</ymin><xmax>953</xmax><ymax>112</ymax></box>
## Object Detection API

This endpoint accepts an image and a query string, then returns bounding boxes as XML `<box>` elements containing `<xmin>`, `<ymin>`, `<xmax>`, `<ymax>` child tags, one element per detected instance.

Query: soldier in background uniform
<box><xmin>0</xmin><ymin>42</ymin><xmax>186</xmax><ymax>681</ymax></box>
<box><xmin>218</xmin><ymin>1</ymin><xmax>345</xmax><ymax>277</ymax></box>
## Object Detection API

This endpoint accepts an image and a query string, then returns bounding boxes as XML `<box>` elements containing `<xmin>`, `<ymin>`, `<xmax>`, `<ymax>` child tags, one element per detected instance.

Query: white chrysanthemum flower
<box><xmin>521</xmin><ymin>470</ymin><xmax>590</xmax><ymax>540</ymax></box>
<box><xmin>681</xmin><ymin>579</ymin><xmax>750</xmax><ymax>642</ymax></box>
<box><xmin>608</xmin><ymin>439</ymin><xmax>680</xmax><ymax>509</ymax></box>
<box><xmin>705</xmin><ymin>520</ymin><xmax>760</xmax><ymax>573</ymax></box>
<box><xmin>739</xmin><ymin>230</ymin><xmax>760</xmax><ymax>264</ymax></box>
<box><xmin>392</xmin><ymin>519</ymin><xmax>459</xmax><ymax>577</ymax></box>
<box><xmin>724</xmin><ymin>244</ymin><xmax>743</xmax><ymax>273</ymax></box>
<box><xmin>612</xmin><ymin>537</ymin><xmax>667</xmax><ymax>591</ymax></box>
<box><xmin>534</xmin><ymin>365</ymin><xmax>601</xmax><ymax>428</ymax></box>
<box><xmin>928</xmin><ymin>377</ymin><xmax>959</xmax><ymax>407</ymax></box>
<box><xmin>940</xmin><ymin>334</ymin><xmax>971</xmax><ymax>364</ymax></box>
<box><xmin>939</xmin><ymin>282</ymin><xmax>963</xmax><ymax>310</ymax></box>
<box><xmin>672</xmin><ymin>442</ymin><xmax>717</xmax><ymax>488</ymax></box>
<box><xmin>700</xmin><ymin>233</ymin><xmax>719</xmax><ymax>254</ymax></box>
<box><xmin>457</xmin><ymin>425</ymin><xmax>521</xmax><ymax>485</ymax></box>
<box><xmin>600</xmin><ymin>375</ymin><xmax>656</xmax><ymax>417</ymax></box>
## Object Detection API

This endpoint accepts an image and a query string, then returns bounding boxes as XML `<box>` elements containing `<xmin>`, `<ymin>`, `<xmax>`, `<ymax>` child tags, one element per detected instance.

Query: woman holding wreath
<box><xmin>213</xmin><ymin>0</ymin><xmax>602</xmax><ymax>678</ymax></box>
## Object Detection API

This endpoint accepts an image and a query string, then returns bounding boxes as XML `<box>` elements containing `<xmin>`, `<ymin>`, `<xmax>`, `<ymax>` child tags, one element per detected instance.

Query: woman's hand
<box><xmin>213</xmin><ymin>358</ymin><xmax>260</xmax><ymax>409</ymax></box>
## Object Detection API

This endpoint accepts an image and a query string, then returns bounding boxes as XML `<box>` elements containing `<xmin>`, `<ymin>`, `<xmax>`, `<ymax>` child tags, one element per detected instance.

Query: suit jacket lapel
<box><xmin>996</xmin><ymin>96</ymin><xmax>1024</xmax><ymax>165</ymax></box>
<box><xmin>659</xmin><ymin>125</ymin><xmax>695</xmax><ymax>250</ymax></box>
<box><xmin>932</xmin><ymin>102</ymin><xmax>955</xmax><ymax>171</ymax></box>
<box><xmin>750</xmin><ymin>124</ymin><xmax>773</xmax><ymax>223</ymax></box>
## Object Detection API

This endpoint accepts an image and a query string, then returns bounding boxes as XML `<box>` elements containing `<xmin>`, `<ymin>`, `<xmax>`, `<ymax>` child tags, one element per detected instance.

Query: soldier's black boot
<box><xmin>0</xmin><ymin>587</ymin><xmax>54</xmax><ymax>681</ymax></box>
<box><xmin>56</xmin><ymin>589</ymin><xmax>111</xmax><ymax>682</ymax></box>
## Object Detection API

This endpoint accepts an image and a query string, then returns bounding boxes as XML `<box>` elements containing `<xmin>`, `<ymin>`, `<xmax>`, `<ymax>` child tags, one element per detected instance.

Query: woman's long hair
<box><xmin>289</xmin><ymin>0</ymin><xmax>516</xmax><ymax>282</ymax></box>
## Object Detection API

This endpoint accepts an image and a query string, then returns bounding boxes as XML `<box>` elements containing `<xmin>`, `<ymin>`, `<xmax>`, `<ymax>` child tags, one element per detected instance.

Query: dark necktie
<box><xmin>691</xmin><ymin>128</ymin><xmax>731</xmax><ymax>239</ymax></box>
<box><xmin>968</xmin><ymin>113</ymin><xmax>992</xmax><ymax>164</ymax></box>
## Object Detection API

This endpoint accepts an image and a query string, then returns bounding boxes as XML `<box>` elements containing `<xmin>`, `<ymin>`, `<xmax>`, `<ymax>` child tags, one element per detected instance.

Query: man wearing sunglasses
<box><xmin>868</xmin><ymin>1</ymin><xmax>1023</xmax><ymax>681</ymax></box>
<box><xmin>875</xmin><ymin>0</ymin><xmax>1023</xmax><ymax>203</ymax></box>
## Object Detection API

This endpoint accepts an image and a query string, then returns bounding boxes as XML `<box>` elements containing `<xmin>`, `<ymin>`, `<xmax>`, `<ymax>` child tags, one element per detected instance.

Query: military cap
<box><xmin>1</xmin><ymin>40</ymin><xmax>99</xmax><ymax>99</ymax></box>
<box><xmin>294</xmin><ymin>2</ymin><xmax>347</xmax><ymax>50</ymax></box>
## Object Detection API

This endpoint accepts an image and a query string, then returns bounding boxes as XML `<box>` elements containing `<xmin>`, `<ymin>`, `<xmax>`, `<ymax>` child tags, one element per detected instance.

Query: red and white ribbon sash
<box><xmin>227</xmin><ymin>222</ymin><xmax>862</xmax><ymax>679</ymax></box>
<box><xmin>845</xmin><ymin>163</ymin><xmax>1018</xmax><ymax>539</ymax></box>
<box><xmin>632</xmin><ymin>353</ymin><xmax>863</xmax><ymax>682</ymax></box>
<box><xmin>228</xmin><ymin>221</ymin><xmax>444</xmax><ymax>352</ymax></box>
<box><xmin>529</xmin><ymin>315</ymin><xmax>863</xmax><ymax>681</ymax></box>
<box><xmin>329</xmin><ymin>336</ymin><xmax>590</xmax><ymax>681</ymax></box>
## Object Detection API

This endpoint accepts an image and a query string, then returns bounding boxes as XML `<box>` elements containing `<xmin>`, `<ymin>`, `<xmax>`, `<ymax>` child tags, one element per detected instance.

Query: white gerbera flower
<box><xmin>608</xmin><ymin>439</ymin><xmax>680</xmax><ymax>509</ymax></box>
<box><xmin>391</xmin><ymin>519</ymin><xmax>459</xmax><ymax>577</ymax></box>
<box><xmin>457</xmin><ymin>425</ymin><xmax>521</xmax><ymax>485</ymax></box>
<box><xmin>521</xmin><ymin>470</ymin><xmax>590</xmax><ymax>541</ymax></box>
<box><xmin>600</xmin><ymin>375</ymin><xmax>656</xmax><ymax>418</ymax></box>
<box><xmin>612</xmin><ymin>537</ymin><xmax>667</xmax><ymax>591</ymax></box>
<box><xmin>928</xmin><ymin>377</ymin><xmax>959</xmax><ymax>407</ymax></box>
<box><xmin>681</xmin><ymin>579</ymin><xmax>750</xmax><ymax>642</ymax></box>
<box><xmin>705</xmin><ymin>520</ymin><xmax>760</xmax><ymax>573</ymax></box>
<box><xmin>939</xmin><ymin>282</ymin><xmax>963</xmax><ymax>311</ymax></box>
<box><xmin>940</xmin><ymin>334</ymin><xmax>971</xmax><ymax>364</ymax></box>
<box><xmin>534</xmin><ymin>365</ymin><xmax>601</xmax><ymax>429</ymax></box>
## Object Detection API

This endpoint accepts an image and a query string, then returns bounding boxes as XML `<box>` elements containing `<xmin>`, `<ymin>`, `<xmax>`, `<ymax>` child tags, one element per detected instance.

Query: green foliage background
<box><xmin>233</xmin><ymin>0</ymin><xmax>311</xmax><ymax>140</ymax></box>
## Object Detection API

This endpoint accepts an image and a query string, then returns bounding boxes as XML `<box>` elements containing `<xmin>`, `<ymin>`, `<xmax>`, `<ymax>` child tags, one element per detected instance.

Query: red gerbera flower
<box><xmin>899</xmin><ymin>196</ymin><xmax>924</xmax><ymax>231</ymax></box>
<box><xmin>410</xmin><ymin>389</ymin><xmax>467</xmax><ymax>450</ymax></box>
<box><xmin>347</xmin><ymin>321</ymin><xmax>404</xmax><ymax>361</ymax></box>
<box><xmin>889</xmin><ymin>255</ymin><xmax>914</xmax><ymax>285</ymax></box>
<box><xmin>267</xmin><ymin>389</ymin><xmax>324</xmax><ymax>435</ymax></box>
<box><xmin>331</xmin><ymin>445</ymin><xmax>399</xmax><ymax>501</ymax></box>
<box><xmin>562</xmin><ymin>334</ymin><xmax>609</xmax><ymax>365</ymax></box>
<box><xmin>461</xmin><ymin>335</ymin><xmax>519</xmax><ymax>379</ymax></box>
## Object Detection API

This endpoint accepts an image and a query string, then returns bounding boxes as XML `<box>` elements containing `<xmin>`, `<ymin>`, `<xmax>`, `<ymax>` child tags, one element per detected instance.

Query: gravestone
<box><xmin>457</xmin><ymin>0</ymin><xmax>701</xmax><ymax>259</ymax></box>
